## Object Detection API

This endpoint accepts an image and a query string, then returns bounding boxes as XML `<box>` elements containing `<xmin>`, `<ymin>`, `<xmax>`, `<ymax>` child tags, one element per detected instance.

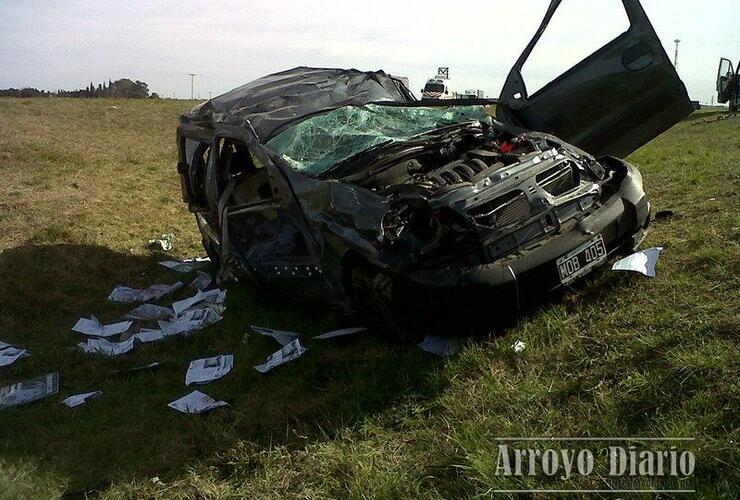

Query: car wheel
<box><xmin>350</xmin><ymin>267</ymin><xmax>403</xmax><ymax>337</ymax></box>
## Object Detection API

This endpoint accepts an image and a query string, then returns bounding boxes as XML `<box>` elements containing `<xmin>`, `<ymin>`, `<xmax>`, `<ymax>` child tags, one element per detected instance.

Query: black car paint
<box><xmin>497</xmin><ymin>0</ymin><xmax>692</xmax><ymax>159</ymax></box>
<box><xmin>175</xmin><ymin>0</ymin><xmax>690</xmax><ymax>330</ymax></box>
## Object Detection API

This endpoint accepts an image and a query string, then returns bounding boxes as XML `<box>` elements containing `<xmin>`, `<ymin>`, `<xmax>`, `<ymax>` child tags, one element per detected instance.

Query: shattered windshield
<box><xmin>266</xmin><ymin>104</ymin><xmax>491</xmax><ymax>176</ymax></box>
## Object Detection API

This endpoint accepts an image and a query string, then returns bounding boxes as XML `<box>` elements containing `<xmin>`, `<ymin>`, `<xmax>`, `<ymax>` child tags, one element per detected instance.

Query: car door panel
<box><xmin>206</xmin><ymin>130</ymin><xmax>334</xmax><ymax>298</ymax></box>
<box><xmin>497</xmin><ymin>0</ymin><xmax>692</xmax><ymax>159</ymax></box>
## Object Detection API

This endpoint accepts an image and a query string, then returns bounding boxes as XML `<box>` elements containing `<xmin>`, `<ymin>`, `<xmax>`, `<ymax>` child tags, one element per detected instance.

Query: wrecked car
<box><xmin>176</xmin><ymin>0</ymin><xmax>691</xmax><ymax>333</ymax></box>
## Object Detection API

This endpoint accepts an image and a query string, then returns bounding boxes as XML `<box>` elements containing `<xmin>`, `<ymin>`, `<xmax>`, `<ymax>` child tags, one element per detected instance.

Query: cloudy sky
<box><xmin>1</xmin><ymin>0</ymin><xmax>737</xmax><ymax>103</ymax></box>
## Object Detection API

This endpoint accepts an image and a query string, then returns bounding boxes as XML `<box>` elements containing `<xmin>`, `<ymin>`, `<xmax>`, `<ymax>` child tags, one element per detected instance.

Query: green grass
<box><xmin>0</xmin><ymin>97</ymin><xmax>738</xmax><ymax>499</ymax></box>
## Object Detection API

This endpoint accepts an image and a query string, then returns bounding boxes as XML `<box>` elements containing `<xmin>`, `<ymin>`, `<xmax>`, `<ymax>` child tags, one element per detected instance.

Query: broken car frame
<box><xmin>175</xmin><ymin>0</ymin><xmax>691</xmax><ymax>333</ymax></box>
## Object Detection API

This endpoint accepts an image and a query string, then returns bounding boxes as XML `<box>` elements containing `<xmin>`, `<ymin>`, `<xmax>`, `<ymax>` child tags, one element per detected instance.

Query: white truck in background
<box><xmin>458</xmin><ymin>89</ymin><xmax>486</xmax><ymax>99</ymax></box>
<box><xmin>422</xmin><ymin>67</ymin><xmax>456</xmax><ymax>100</ymax></box>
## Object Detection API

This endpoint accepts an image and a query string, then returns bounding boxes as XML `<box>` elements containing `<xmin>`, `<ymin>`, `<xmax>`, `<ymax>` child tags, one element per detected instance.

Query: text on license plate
<box><xmin>556</xmin><ymin>234</ymin><xmax>607</xmax><ymax>284</ymax></box>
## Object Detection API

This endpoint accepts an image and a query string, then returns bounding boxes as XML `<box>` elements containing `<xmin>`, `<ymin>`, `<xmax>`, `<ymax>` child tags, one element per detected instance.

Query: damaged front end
<box><xmin>271</xmin><ymin>108</ymin><xmax>649</xmax><ymax>331</ymax></box>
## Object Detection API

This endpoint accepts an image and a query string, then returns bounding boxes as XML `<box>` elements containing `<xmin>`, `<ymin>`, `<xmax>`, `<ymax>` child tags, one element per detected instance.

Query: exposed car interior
<box><xmin>218</xmin><ymin>140</ymin><xmax>273</xmax><ymax>206</ymax></box>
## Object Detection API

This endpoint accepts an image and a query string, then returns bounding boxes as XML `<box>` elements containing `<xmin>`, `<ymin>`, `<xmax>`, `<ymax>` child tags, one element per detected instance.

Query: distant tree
<box><xmin>1</xmin><ymin>78</ymin><xmax>153</xmax><ymax>99</ymax></box>
<box><xmin>113</xmin><ymin>78</ymin><xmax>149</xmax><ymax>98</ymax></box>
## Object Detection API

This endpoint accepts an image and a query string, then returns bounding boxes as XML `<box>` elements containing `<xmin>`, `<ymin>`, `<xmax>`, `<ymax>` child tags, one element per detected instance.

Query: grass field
<box><xmin>0</xmin><ymin>98</ymin><xmax>738</xmax><ymax>498</ymax></box>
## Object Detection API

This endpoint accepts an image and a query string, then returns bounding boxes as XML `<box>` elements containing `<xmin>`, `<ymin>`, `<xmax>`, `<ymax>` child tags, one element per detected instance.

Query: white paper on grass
<box><xmin>611</xmin><ymin>247</ymin><xmax>664</xmax><ymax>277</ymax></box>
<box><xmin>124</xmin><ymin>304</ymin><xmax>173</xmax><ymax>321</ymax></box>
<box><xmin>417</xmin><ymin>335</ymin><xmax>460</xmax><ymax>357</ymax></box>
<box><xmin>0</xmin><ymin>347</ymin><xmax>30</xmax><ymax>367</ymax></box>
<box><xmin>78</xmin><ymin>337</ymin><xmax>135</xmax><ymax>356</ymax></box>
<box><xmin>251</xmin><ymin>325</ymin><xmax>300</xmax><ymax>347</ymax></box>
<box><xmin>138</xmin><ymin>282</ymin><xmax>184</xmax><ymax>302</ymax></box>
<box><xmin>168</xmin><ymin>390</ymin><xmax>228</xmax><ymax>414</ymax></box>
<box><xmin>254</xmin><ymin>339</ymin><xmax>307</xmax><ymax>373</ymax></box>
<box><xmin>157</xmin><ymin>307</ymin><xmax>223</xmax><ymax>337</ymax></box>
<box><xmin>185</xmin><ymin>355</ymin><xmax>234</xmax><ymax>386</ymax></box>
<box><xmin>0</xmin><ymin>373</ymin><xmax>59</xmax><ymax>411</ymax></box>
<box><xmin>171</xmin><ymin>288</ymin><xmax>226</xmax><ymax>316</ymax></box>
<box><xmin>62</xmin><ymin>390</ymin><xmax>102</xmax><ymax>408</ymax></box>
<box><xmin>107</xmin><ymin>286</ymin><xmax>141</xmax><ymax>303</ymax></box>
<box><xmin>511</xmin><ymin>340</ymin><xmax>526</xmax><ymax>353</ymax></box>
<box><xmin>314</xmin><ymin>327</ymin><xmax>367</xmax><ymax>340</ymax></box>
<box><xmin>72</xmin><ymin>316</ymin><xmax>133</xmax><ymax>338</ymax></box>
<box><xmin>191</xmin><ymin>271</ymin><xmax>213</xmax><ymax>291</ymax></box>
<box><xmin>108</xmin><ymin>282</ymin><xmax>183</xmax><ymax>304</ymax></box>
<box><xmin>159</xmin><ymin>257</ymin><xmax>210</xmax><ymax>273</ymax></box>
<box><xmin>132</xmin><ymin>328</ymin><xmax>166</xmax><ymax>343</ymax></box>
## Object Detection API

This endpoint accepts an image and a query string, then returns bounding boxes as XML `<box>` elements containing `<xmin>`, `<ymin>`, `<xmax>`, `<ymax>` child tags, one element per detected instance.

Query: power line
<box><xmin>673</xmin><ymin>39</ymin><xmax>681</xmax><ymax>69</ymax></box>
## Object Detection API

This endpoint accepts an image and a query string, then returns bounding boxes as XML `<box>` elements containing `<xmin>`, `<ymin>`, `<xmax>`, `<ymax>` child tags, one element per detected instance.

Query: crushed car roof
<box><xmin>181</xmin><ymin>66</ymin><xmax>415</xmax><ymax>141</ymax></box>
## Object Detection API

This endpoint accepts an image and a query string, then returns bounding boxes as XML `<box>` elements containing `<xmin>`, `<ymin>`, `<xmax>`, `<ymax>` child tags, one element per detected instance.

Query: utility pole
<box><xmin>209</xmin><ymin>91</ymin><xmax>212</xmax><ymax>100</ymax></box>
<box><xmin>673</xmin><ymin>39</ymin><xmax>681</xmax><ymax>69</ymax></box>
<box><xmin>188</xmin><ymin>73</ymin><xmax>197</xmax><ymax>100</ymax></box>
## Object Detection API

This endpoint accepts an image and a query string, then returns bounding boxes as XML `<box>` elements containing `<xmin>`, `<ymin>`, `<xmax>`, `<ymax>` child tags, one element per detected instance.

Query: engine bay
<box><xmin>350</xmin><ymin>124</ymin><xmax>545</xmax><ymax>195</ymax></box>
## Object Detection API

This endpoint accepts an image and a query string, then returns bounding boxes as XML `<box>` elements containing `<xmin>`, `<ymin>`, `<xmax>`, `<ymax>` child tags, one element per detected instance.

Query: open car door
<box><xmin>497</xmin><ymin>0</ymin><xmax>692</xmax><ymax>159</ymax></box>
<box><xmin>716</xmin><ymin>58</ymin><xmax>739</xmax><ymax>111</ymax></box>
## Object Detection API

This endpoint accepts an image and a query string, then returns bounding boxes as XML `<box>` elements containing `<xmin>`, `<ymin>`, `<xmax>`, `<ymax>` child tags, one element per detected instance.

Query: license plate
<box><xmin>556</xmin><ymin>234</ymin><xmax>607</xmax><ymax>284</ymax></box>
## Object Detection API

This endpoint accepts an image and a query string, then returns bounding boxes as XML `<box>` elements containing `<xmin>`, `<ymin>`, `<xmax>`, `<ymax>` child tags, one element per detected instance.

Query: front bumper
<box><xmin>391</xmin><ymin>169</ymin><xmax>649</xmax><ymax>331</ymax></box>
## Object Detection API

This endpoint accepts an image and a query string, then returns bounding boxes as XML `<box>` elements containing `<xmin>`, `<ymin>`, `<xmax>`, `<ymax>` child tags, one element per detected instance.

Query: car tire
<box><xmin>350</xmin><ymin>267</ymin><xmax>403</xmax><ymax>337</ymax></box>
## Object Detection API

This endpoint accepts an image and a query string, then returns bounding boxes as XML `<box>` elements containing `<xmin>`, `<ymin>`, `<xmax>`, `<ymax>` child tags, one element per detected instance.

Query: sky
<box><xmin>1</xmin><ymin>0</ymin><xmax>738</xmax><ymax>104</ymax></box>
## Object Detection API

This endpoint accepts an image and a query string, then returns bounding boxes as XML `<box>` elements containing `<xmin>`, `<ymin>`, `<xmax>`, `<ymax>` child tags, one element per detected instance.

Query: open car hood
<box><xmin>182</xmin><ymin>67</ymin><xmax>414</xmax><ymax>142</ymax></box>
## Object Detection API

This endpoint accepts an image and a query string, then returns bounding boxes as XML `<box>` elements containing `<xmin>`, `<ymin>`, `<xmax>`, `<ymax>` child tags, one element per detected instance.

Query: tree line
<box><xmin>0</xmin><ymin>78</ymin><xmax>159</xmax><ymax>99</ymax></box>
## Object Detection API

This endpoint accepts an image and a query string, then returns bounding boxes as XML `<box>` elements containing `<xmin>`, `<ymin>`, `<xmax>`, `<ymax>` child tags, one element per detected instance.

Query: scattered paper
<box><xmin>156</xmin><ymin>307</ymin><xmax>223</xmax><ymax>337</ymax></box>
<box><xmin>190</xmin><ymin>271</ymin><xmax>213</xmax><ymax>291</ymax></box>
<box><xmin>0</xmin><ymin>373</ymin><xmax>60</xmax><ymax>411</ymax></box>
<box><xmin>612</xmin><ymin>247</ymin><xmax>664</xmax><ymax>277</ymax></box>
<box><xmin>168</xmin><ymin>390</ymin><xmax>228</xmax><ymax>414</ymax></box>
<box><xmin>132</xmin><ymin>328</ymin><xmax>166</xmax><ymax>343</ymax></box>
<box><xmin>251</xmin><ymin>325</ymin><xmax>300</xmax><ymax>347</ymax></box>
<box><xmin>172</xmin><ymin>288</ymin><xmax>226</xmax><ymax>316</ymax></box>
<box><xmin>108</xmin><ymin>286</ymin><xmax>141</xmax><ymax>303</ymax></box>
<box><xmin>511</xmin><ymin>340</ymin><xmax>526</xmax><ymax>353</ymax></box>
<box><xmin>108</xmin><ymin>282</ymin><xmax>183</xmax><ymax>304</ymax></box>
<box><xmin>314</xmin><ymin>327</ymin><xmax>367</xmax><ymax>340</ymax></box>
<box><xmin>72</xmin><ymin>316</ymin><xmax>133</xmax><ymax>338</ymax></box>
<box><xmin>417</xmin><ymin>335</ymin><xmax>460</xmax><ymax>357</ymax></box>
<box><xmin>147</xmin><ymin>233</ymin><xmax>174</xmax><ymax>252</ymax></box>
<box><xmin>0</xmin><ymin>347</ymin><xmax>30</xmax><ymax>368</ymax></box>
<box><xmin>185</xmin><ymin>355</ymin><xmax>234</xmax><ymax>386</ymax></box>
<box><xmin>124</xmin><ymin>304</ymin><xmax>173</xmax><ymax>321</ymax></box>
<box><xmin>151</xmin><ymin>477</ymin><xmax>166</xmax><ymax>487</ymax></box>
<box><xmin>62</xmin><ymin>390</ymin><xmax>102</xmax><ymax>408</ymax></box>
<box><xmin>159</xmin><ymin>257</ymin><xmax>210</xmax><ymax>273</ymax></box>
<box><xmin>78</xmin><ymin>337</ymin><xmax>135</xmax><ymax>356</ymax></box>
<box><xmin>254</xmin><ymin>339</ymin><xmax>307</xmax><ymax>373</ymax></box>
